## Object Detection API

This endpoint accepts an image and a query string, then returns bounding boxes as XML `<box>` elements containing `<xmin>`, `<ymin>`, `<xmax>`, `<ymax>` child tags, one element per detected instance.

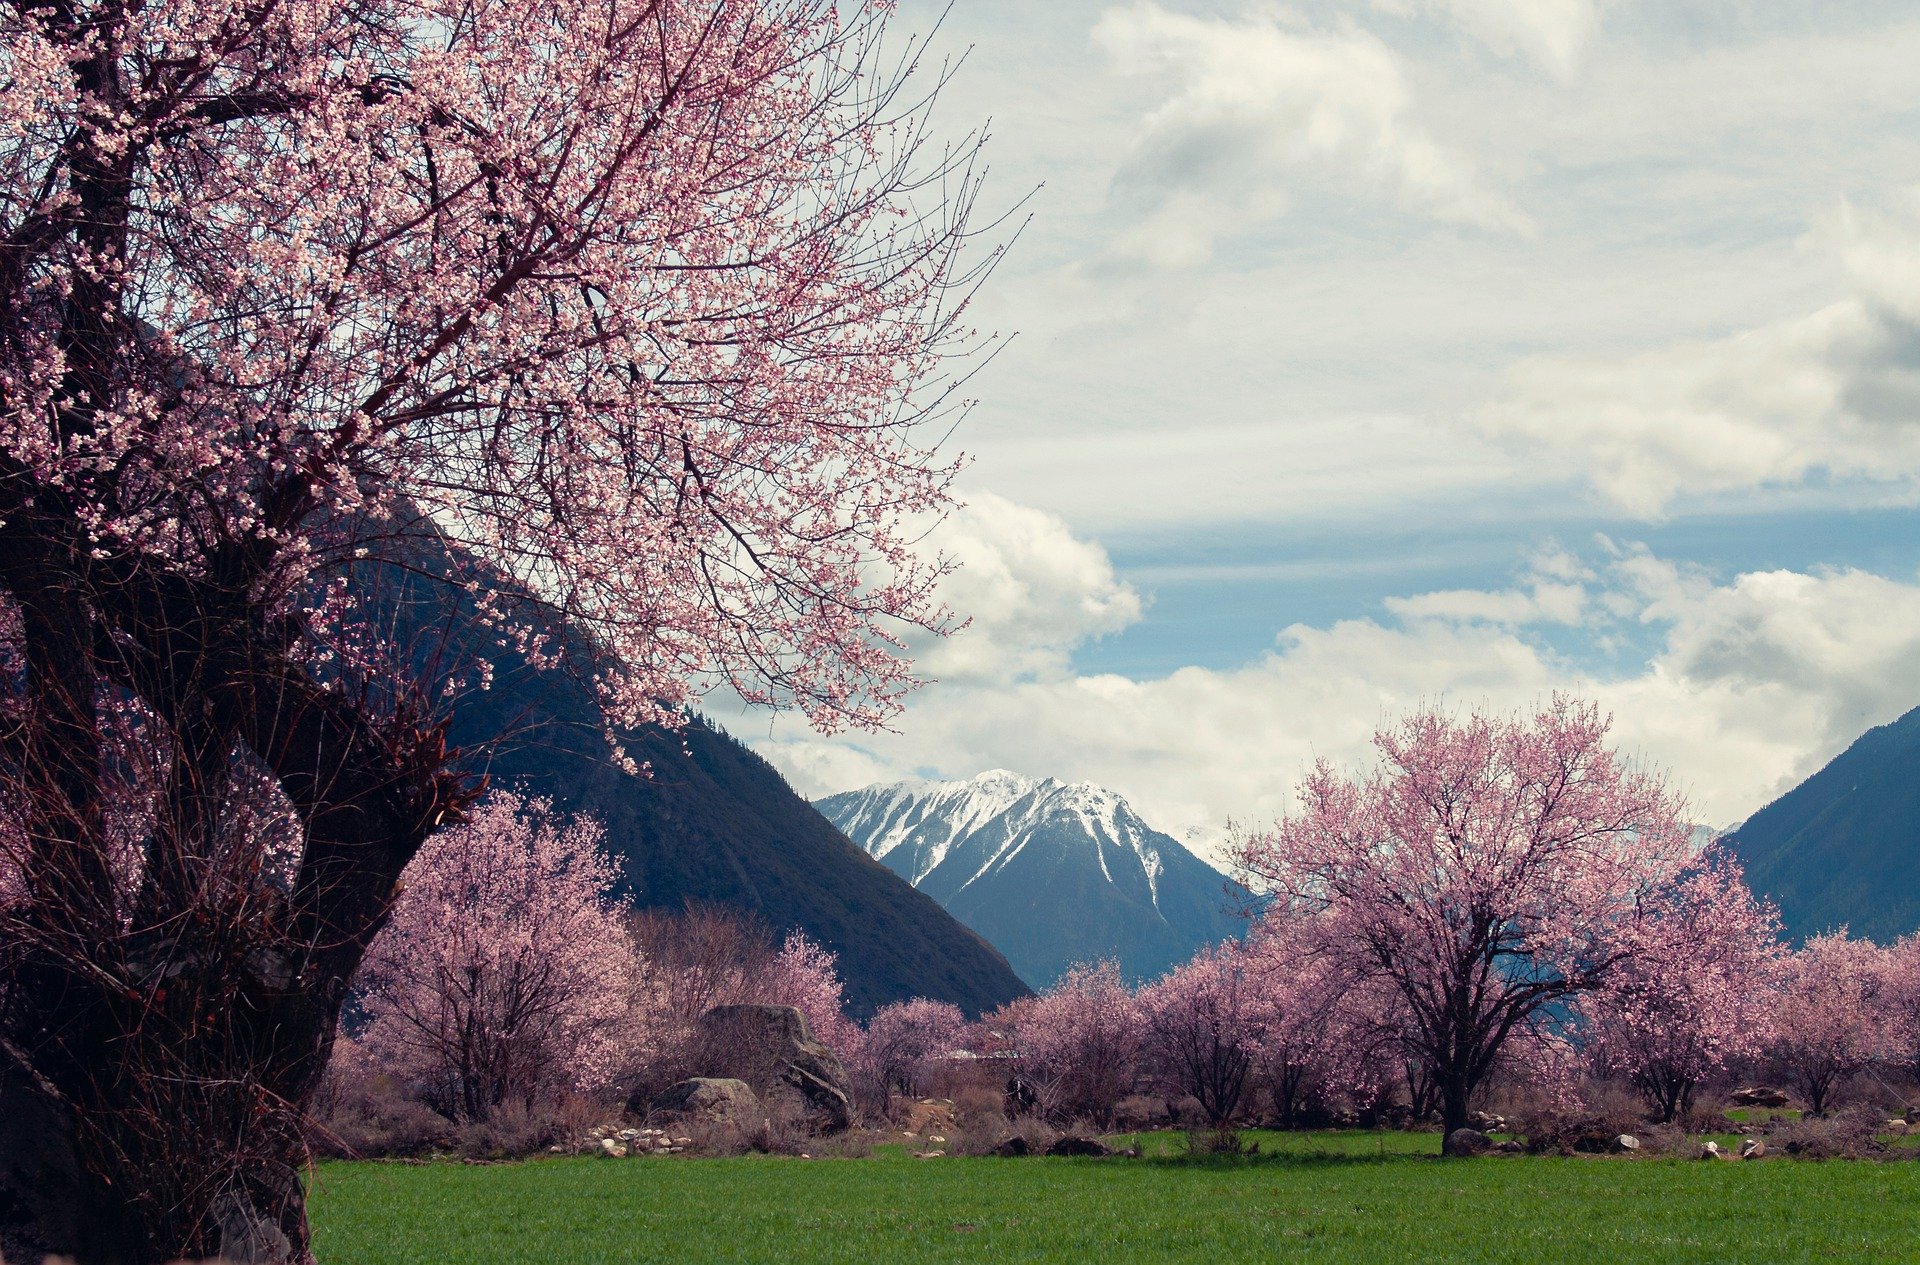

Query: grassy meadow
<box><xmin>308</xmin><ymin>1130</ymin><xmax>1920</xmax><ymax>1264</ymax></box>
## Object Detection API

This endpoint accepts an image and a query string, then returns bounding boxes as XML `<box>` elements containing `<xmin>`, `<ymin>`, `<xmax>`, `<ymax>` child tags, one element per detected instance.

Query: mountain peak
<box><xmin>816</xmin><ymin>772</ymin><xmax>1242</xmax><ymax>988</ymax></box>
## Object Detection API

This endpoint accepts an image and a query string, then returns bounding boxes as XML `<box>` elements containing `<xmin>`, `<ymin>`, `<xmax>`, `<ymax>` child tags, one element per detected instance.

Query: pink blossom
<box><xmin>847</xmin><ymin>997</ymin><xmax>967</xmax><ymax>1115</ymax></box>
<box><xmin>354</xmin><ymin>792</ymin><xmax>640</xmax><ymax>1120</ymax></box>
<box><xmin>768</xmin><ymin>930</ymin><xmax>861</xmax><ymax>1059</ymax></box>
<box><xmin>1769</xmin><ymin>931</ymin><xmax>1895</xmax><ymax>1115</ymax></box>
<box><xmin>1580</xmin><ymin>850</ymin><xmax>1783</xmax><ymax>1121</ymax></box>
<box><xmin>1235</xmin><ymin>697</ymin><xmax>1702</xmax><ymax>1138</ymax></box>
<box><xmin>1138</xmin><ymin>946</ymin><xmax>1260</xmax><ymax>1127</ymax></box>
<box><xmin>993</xmin><ymin>960</ymin><xmax>1144</xmax><ymax>1126</ymax></box>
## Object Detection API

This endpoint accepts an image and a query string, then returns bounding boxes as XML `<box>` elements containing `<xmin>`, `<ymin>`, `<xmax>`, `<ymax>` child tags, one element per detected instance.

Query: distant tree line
<box><xmin>320</xmin><ymin>700</ymin><xmax>1920</xmax><ymax>1157</ymax></box>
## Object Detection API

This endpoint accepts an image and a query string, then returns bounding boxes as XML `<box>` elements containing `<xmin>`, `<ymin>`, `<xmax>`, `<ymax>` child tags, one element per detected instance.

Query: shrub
<box><xmin>1514</xmin><ymin>1084</ymin><xmax>1646</xmax><ymax>1156</ymax></box>
<box><xmin>1776</xmin><ymin>1110</ymin><xmax>1885</xmax><ymax>1159</ymax></box>
<box><xmin>1183</xmin><ymin>1127</ymin><xmax>1255</xmax><ymax>1157</ymax></box>
<box><xmin>309</xmin><ymin>1075</ymin><xmax>458</xmax><ymax>1159</ymax></box>
<box><xmin>947</xmin><ymin>1115</ymin><xmax>1062</xmax><ymax>1157</ymax></box>
<box><xmin>951</xmin><ymin>1084</ymin><xmax>1009</xmax><ymax>1130</ymax></box>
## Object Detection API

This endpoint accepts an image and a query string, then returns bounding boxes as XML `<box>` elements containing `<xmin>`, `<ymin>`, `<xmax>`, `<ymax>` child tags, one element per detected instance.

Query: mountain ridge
<box><xmin>818</xmin><ymin>770</ymin><xmax>1244</xmax><ymax>989</ymax></box>
<box><xmin>1723</xmin><ymin>704</ymin><xmax>1920</xmax><ymax>944</ymax></box>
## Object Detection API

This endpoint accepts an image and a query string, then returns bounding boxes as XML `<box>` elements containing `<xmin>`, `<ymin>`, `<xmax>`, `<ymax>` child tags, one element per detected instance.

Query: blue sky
<box><xmin>734</xmin><ymin>0</ymin><xmax>1920</xmax><ymax>857</ymax></box>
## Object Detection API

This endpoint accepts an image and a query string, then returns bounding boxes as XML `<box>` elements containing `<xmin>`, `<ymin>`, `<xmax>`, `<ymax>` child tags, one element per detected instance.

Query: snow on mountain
<box><xmin>817</xmin><ymin>771</ymin><xmax>1244</xmax><ymax>990</ymax></box>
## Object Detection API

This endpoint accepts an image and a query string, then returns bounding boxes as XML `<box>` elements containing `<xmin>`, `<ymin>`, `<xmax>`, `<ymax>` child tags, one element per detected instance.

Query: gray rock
<box><xmin>1443</xmin><ymin>1128</ymin><xmax>1494</xmax><ymax>1157</ymax></box>
<box><xmin>989</xmin><ymin>1136</ymin><xmax>1033</xmax><ymax>1157</ymax></box>
<box><xmin>650</xmin><ymin>1077</ymin><xmax>765</xmax><ymax>1132</ymax></box>
<box><xmin>1615</xmin><ymin>1134</ymin><xmax>1641</xmax><ymax>1152</ymax></box>
<box><xmin>692</xmin><ymin>1005</ymin><xmax>854</xmax><ymax>1133</ymax></box>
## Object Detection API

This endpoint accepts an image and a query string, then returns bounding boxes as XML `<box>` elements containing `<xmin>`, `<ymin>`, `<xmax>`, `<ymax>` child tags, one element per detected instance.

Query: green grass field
<box><xmin>308</xmin><ymin>1131</ymin><xmax>1920</xmax><ymax>1264</ymax></box>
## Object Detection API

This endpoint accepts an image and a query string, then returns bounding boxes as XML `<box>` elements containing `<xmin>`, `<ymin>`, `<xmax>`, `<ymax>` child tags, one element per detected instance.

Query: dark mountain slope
<box><xmin>1723</xmin><ymin>704</ymin><xmax>1920</xmax><ymax>944</ymax></box>
<box><xmin>359</xmin><ymin>539</ymin><xmax>1030</xmax><ymax>1018</ymax></box>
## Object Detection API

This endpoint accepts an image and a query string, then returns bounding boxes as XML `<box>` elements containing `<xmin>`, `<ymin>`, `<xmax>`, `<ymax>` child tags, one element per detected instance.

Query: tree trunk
<box><xmin>0</xmin><ymin>944</ymin><xmax>334</xmax><ymax>1264</ymax></box>
<box><xmin>0</xmin><ymin>558</ymin><xmax>470</xmax><ymax>1262</ymax></box>
<box><xmin>1438</xmin><ymin>1074</ymin><xmax>1474</xmax><ymax>1149</ymax></box>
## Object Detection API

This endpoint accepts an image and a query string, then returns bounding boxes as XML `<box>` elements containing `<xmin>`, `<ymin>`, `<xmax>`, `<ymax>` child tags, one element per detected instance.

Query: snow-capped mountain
<box><xmin>816</xmin><ymin>771</ymin><xmax>1244</xmax><ymax>990</ymax></box>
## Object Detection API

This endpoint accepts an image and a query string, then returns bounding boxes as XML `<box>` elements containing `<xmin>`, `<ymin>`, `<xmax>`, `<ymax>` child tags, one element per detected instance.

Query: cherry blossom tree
<box><xmin>996</xmin><ymin>960</ymin><xmax>1143</xmax><ymax>1125</ymax></box>
<box><xmin>1240</xmin><ymin>916</ymin><xmax>1376</xmax><ymax>1127</ymax></box>
<box><xmin>1884</xmin><ymin>934</ymin><xmax>1920</xmax><ymax>1079</ymax></box>
<box><xmin>1581</xmin><ymin>851</ymin><xmax>1783</xmax><ymax>1122</ymax></box>
<box><xmin>1770</xmin><ymin>932</ymin><xmax>1893</xmax><ymax>1115</ymax></box>
<box><xmin>352</xmin><ymin>793</ymin><xmax>638</xmax><ymax>1121</ymax></box>
<box><xmin>0</xmin><ymin>0</ymin><xmax>988</xmax><ymax>1254</ymax></box>
<box><xmin>1138</xmin><ymin>946</ymin><xmax>1259</xmax><ymax>1129</ymax></box>
<box><xmin>1234</xmin><ymin>698</ymin><xmax>1700</xmax><ymax>1143</ymax></box>
<box><xmin>768</xmin><ymin>929</ymin><xmax>861</xmax><ymax>1060</ymax></box>
<box><xmin>847</xmin><ymin>997</ymin><xmax>966</xmax><ymax>1117</ymax></box>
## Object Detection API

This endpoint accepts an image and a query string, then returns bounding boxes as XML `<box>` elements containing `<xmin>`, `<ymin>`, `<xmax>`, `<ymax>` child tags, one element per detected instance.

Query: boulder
<box><xmin>1740</xmin><ymin>1138</ymin><xmax>1766</xmax><ymax>1160</ymax></box>
<box><xmin>1443</xmin><ymin>1128</ymin><xmax>1494</xmax><ymax>1157</ymax></box>
<box><xmin>650</xmin><ymin>1077</ymin><xmax>765</xmax><ymax>1132</ymax></box>
<box><xmin>1047</xmin><ymin>1136</ymin><xmax>1114</xmax><ymax>1157</ymax></box>
<box><xmin>989</xmin><ymin>1136</ymin><xmax>1033</xmax><ymax>1157</ymax></box>
<box><xmin>1731</xmin><ymin>1087</ymin><xmax>1791</xmax><ymax>1109</ymax></box>
<box><xmin>685</xmin><ymin>1004</ymin><xmax>854</xmax><ymax>1133</ymax></box>
<box><xmin>1907</xmin><ymin>1106</ymin><xmax>1919</xmax><ymax>1125</ymax></box>
<box><xmin>1614</xmin><ymin>1134</ymin><xmax>1641</xmax><ymax>1153</ymax></box>
<box><xmin>1494</xmin><ymin>1140</ymin><xmax>1525</xmax><ymax>1155</ymax></box>
<box><xmin>1700</xmin><ymin>1141</ymin><xmax>1723</xmax><ymax>1160</ymax></box>
<box><xmin>1466</xmin><ymin>1111</ymin><xmax>1507</xmax><ymax>1134</ymax></box>
<box><xmin>1886</xmin><ymin>1120</ymin><xmax>1911</xmax><ymax>1137</ymax></box>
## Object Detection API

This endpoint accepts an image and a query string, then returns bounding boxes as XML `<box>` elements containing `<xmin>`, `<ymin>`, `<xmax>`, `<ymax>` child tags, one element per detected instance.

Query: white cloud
<box><xmin>1374</xmin><ymin>0</ymin><xmax>1607</xmax><ymax>77</ymax></box>
<box><xmin>911</xmin><ymin>491</ymin><xmax>1142</xmax><ymax>686</ymax></box>
<box><xmin>1483</xmin><ymin>186</ymin><xmax>1920</xmax><ymax>516</ymax></box>
<box><xmin>1090</xmin><ymin>1</ymin><xmax>1530</xmax><ymax>267</ymax></box>
<box><xmin>746</xmin><ymin>519</ymin><xmax>1920</xmax><ymax>862</ymax></box>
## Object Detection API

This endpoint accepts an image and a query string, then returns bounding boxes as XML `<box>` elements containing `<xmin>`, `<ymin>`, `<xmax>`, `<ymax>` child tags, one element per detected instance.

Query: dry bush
<box><xmin>1776</xmin><ymin>1109</ymin><xmax>1885</xmax><ymax>1159</ymax></box>
<box><xmin>455</xmin><ymin>1098</ymin><xmax>601</xmax><ymax>1160</ymax></box>
<box><xmin>952</xmin><ymin>1085</ymin><xmax>1008</xmax><ymax>1130</ymax></box>
<box><xmin>947</xmin><ymin>1114</ymin><xmax>1062</xmax><ymax>1157</ymax></box>
<box><xmin>1678</xmin><ymin>1101</ymin><xmax>1734</xmax><ymax>1135</ymax></box>
<box><xmin>804</xmin><ymin>1130</ymin><xmax>877</xmax><ymax>1159</ymax></box>
<box><xmin>1514</xmin><ymin>1083</ymin><xmax>1647</xmax><ymax>1156</ymax></box>
<box><xmin>664</xmin><ymin>1096</ymin><xmax>824</xmax><ymax>1157</ymax></box>
<box><xmin>1633</xmin><ymin>1122</ymin><xmax>1694</xmax><ymax>1157</ymax></box>
<box><xmin>1112</xmin><ymin>1095</ymin><xmax>1172</xmax><ymax>1131</ymax></box>
<box><xmin>310</xmin><ymin>1062</ymin><xmax>606</xmax><ymax>1160</ymax></box>
<box><xmin>308</xmin><ymin>1075</ymin><xmax>456</xmax><ymax>1159</ymax></box>
<box><xmin>1163</xmin><ymin>1095</ymin><xmax>1208</xmax><ymax>1129</ymax></box>
<box><xmin>1183</xmin><ymin>1127</ymin><xmax>1254</xmax><ymax>1157</ymax></box>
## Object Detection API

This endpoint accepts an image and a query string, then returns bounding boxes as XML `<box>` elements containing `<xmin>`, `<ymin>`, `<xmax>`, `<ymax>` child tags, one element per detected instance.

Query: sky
<box><xmin>726</xmin><ymin>0</ymin><xmax>1920</xmax><ymax>861</ymax></box>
